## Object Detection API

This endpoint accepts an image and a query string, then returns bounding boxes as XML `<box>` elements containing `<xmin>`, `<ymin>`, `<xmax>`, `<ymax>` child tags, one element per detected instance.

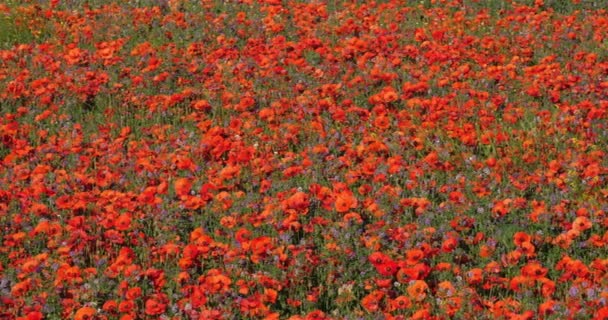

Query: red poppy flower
<box><xmin>144</xmin><ymin>294</ymin><xmax>167</xmax><ymax>316</ymax></box>
<box><xmin>595</xmin><ymin>306</ymin><xmax>608</xmax><ymax>319</ymax></box>
<box><xmin>369</xmin><ymin>251</ymin><xmax>391</xmax><ymax>266</ymax></box>
<box><xmin>376</xmin><ymin>260</ymin><xmax>399</xmax><ymax>277</ymax></box>
<box><xmin>441</xmin><ymin>237</ymin><xmax>458</xmax><ymax>253</ymax></box>
<box><xmin>118</xmin><ymin>300</ymin><xmax>135</xmax><ymax>313</ymax></box>
<box><xmin>204</xmin><ymin>269</ymin><xmax>232</xmax><ymax>293</ymax></box>
<box><xmin>10</xmin><ymin>278</ymin><xmax>32</xmax><ymax>298</ymax></box>
<box><xmin>102</xmin><ymin>300</ymin><xmax>118</xmax><ymax>314</ymax></box>
<box><xmin>513</xmin><ymin>232</ymin><xmax>531</xmax><ymax>247</ymax></box>
<box><xmin>24</xmin><ymin>311</ymin><xmax>43</xmax><ymax>320</ymax></box>
<box><xmin>286</xmin><ymin>191</ymin><xmax>309</xmax><ymax>212</ymax></box>
<box><xmin>115</xmin><ymin>213</ymin><xmax>132</xmax><ymax>231</ymax></box>
<box><xmin>125</xmin><ymin>287</ymin><xmax>142</xmax><ymax>300</ymax></box>
<box><xmin>305</xmin><ymin>310</ymin><xmax>329</xmax><ymax>320</ymax></box>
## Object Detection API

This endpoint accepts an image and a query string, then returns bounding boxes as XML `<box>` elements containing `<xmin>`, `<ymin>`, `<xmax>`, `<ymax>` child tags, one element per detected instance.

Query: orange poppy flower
<box><xmin>572</xmin><ymin>216</ymin><xmax>592</xmax><ymax>232</ymax></box>
<box><xmin>239</xmin><ymin>294</ymin><xmax>268</xmax><ymax>317</ymax></box>
<box><xmin>335</xmin><ymin>191</ymin><xmax>357</xmax><ymax>213</ymax></box>
<box><xmin>538</xmin><ymin>299</ymin><xmax>556</xmax><ymax>316</ymax></box>
<box><xmin>411</xmin><ymin>308</ymin><xmax>431</xmax><ymax>319</ymax></box>
<box><xmin>192</xmin><ymin>99</ymin><xmax>211</xmax><ymax>111</ymax></box>
<box><xmin>492</xmin><ymin>199</ymin><xmax>512</xmax><ymax>218</ymax></box>
<box><xmin>11</xmin><ymin>279</ymin><xmax>31</xmax><ymax>297</ymax></box>
<box><xmin>30</xmin><ymin>202</ymin><xmax>49</xmax><ymax>217</ymax></box>
<box><xmin>174</xmin><ymin>177</ymin><xmax>192</xmax><ymax>197</ymax></box>
<box><xmin>435</xmin><ymin>262</ymin><xmax>452</xmax><ymax>272</ymax></box>
<box><xmin>361</xmin><ymin>290</ymin><xmax>384</xmax><ymax>312</ymax></box>
<box><xmin>553</xmin><ymin>233</ymin><xmax>573</xmax><ymax>249</ymax></box>
<box><xmin>405</xmin><ymin>248</ymin><xmax>425</xmax><ymax>265</ymax></box>
<box><xmin>566</xmin><ymin>228</ymin><xmax>580</xmax><ymax>240</ymax></box>
<box><xmin>250</xmin><ymin>236</ymin><xmax>273</xmax><ymax>263</ymax></box>
<box><xmin>519</xmin><ymin>241</ymin><xmax>536</xmax><ymax>258</ymax></box>
<box><xmin>219</xmin><ymin>164</ymin><xmax>241</xmax><ymax>180</ymax></box>
<box><xmin>398</xmin><ymin>262</ymin><xmax>431</xmax><ymax>282</ymax></box>
<box><xmin>204</xmin><ymin>269</ymin><xmax>232</xmax><ymax>293</ymax></box>
<box><xmin>95</xmin><ymin>168</ymin><xmax>114</xmax><ymax>188</ymax></box>
<box><xmin>521</xmin><ymin>262</ymin><xmax>547</xmax><ymax>279</ymax></box>
<box><xmin>529</xmin><ymin>200</ymin><xmax>546</xmax><ymax>222</ymax></box>
<box><xmin>436</xmin><ymin>281</ymin><xmax>456</xmax><ymax>298</ymax></box>
<box><xmin>74</xmin><ymin>306</ymin><xmax>96</xmax><ymax>320</ymax></box>
<box><xmin>479</xmin><ymin>244</ymin><xmax>494</xmax><ymax>258</ymax></box>
<box><xmin>466</xmin><ymin>268</ymin><xmax>483</xmax><ymax>285</ymax></box>
<box><xmin>407</xmin><ymin>280</ymin><xmax>429</xmax><ymax>302</ymax></box>
<box><xmin>513</xmin><ymin>232</ymin><xmax>531</xmax><ymax>247</ymax></box>
<box><xmin>286</xmin><ymin>191</ymin><xmax>309</xmax><ymax>212</ymax></box>
<box><xmin>538</xmin><ymin>277</ymin><xmax>555</xmax><ymax>297</ymax></box>
<box><xmin>502</xmin><ymin>250</ymin><xmax>522</xmax><ymax>266</ymax></box>
<box><xmin>373</xmin><ymin>115</ymin><xmax>391</xmax><ymax>130</ymax></box>
<box><xmin>390</xmin><ymin>296</ymin><xmax>411</xmax><ymax>311</ymax></box>
<box><xmin>343</xmin><ymin>212</ymin><xmax>363</xmax><ymax>224</ymax></box>
<box><xmin>441</xmin><ymin>237</ymin><xmax>458</xmax><ymax>253</ymax></box>
<box><xmin>509</xmin><ymin>275</ymin><xmax>534</xmax><ymax>292</ymax></box>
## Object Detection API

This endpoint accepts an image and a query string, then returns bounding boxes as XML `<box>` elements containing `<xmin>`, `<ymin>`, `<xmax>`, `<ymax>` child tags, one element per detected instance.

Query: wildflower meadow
<box><xmin>1</xmin><ymin>0</ymin><xmax>608</xmax><ymax>319</ymax></box>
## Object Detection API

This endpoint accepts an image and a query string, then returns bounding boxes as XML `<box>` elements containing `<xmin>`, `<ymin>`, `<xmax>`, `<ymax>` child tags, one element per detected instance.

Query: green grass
<box><xmin>0</xmin><ymin>13</ymin><xmax>36</xmax><ymax>49</ymax></box>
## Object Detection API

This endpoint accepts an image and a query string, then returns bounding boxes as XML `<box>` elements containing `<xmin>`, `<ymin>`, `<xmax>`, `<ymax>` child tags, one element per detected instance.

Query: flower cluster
<box><xmin>1</xmin><ymin>0</ymin><xmax>608</xmax><ymax>319</ymax></box>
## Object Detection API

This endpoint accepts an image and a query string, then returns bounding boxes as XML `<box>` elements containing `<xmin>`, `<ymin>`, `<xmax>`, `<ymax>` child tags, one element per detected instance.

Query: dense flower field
<box><xmin>1</xmin><ymin>0</ymin><xmax>608</xmax><ymax>319</ymax></box>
